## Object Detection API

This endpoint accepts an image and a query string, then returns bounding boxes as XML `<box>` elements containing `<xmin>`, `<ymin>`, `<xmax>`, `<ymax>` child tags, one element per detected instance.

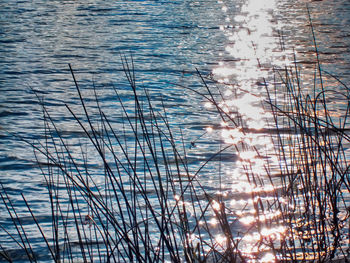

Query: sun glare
<box><xmin>206</xmin><ymin>0</ymin><xmax>301</xmax><ymax>261</ymax></box>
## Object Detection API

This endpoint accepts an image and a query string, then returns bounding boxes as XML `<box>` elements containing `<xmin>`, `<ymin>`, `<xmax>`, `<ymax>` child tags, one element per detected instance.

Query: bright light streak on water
<box><xmin>210</xmin><ymin>0</ymin><xmax>350</xmax><ymax>261</ymax></box>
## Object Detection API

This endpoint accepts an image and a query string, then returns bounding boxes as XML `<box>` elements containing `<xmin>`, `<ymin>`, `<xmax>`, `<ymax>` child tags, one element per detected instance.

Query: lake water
<box><xmin>1</xmin><ymin>0</ymin><xmax>350</xmax><ymax>261</ymax></box>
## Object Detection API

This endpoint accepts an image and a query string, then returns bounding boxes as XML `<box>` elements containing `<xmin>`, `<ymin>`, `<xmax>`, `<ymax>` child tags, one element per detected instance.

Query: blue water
<box><xmin>0</xmin><ymin>0</ymin><xmax>228</xmax><ymax>197</ymax></box>
<box><xmin>1</xmin><ymin>0</ymin><xmax>350</xmax><ymax>261</ymax></box>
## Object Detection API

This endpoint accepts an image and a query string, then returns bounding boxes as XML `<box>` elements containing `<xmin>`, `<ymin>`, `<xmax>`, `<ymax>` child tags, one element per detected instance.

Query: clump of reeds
<box><xmin>265</xmin><ymin>60</ymin><xmax>350</xmax><ymax>261</ymax></box>
<box><xmin>264</xmin><ymin>13</ymin><xmax>350</xmax><ymax>261</ymax></box>
<box><xmin>0</xmin><ymin>58</ymin><xmax>253</xmax><ymax>262</ymax></box>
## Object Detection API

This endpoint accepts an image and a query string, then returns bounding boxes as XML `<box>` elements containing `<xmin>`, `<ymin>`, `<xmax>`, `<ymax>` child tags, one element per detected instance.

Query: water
<box><xmin>1</xmin><ymin>0</ymin><xmax>350</xmax><ymax>261</ymax></box>
<box><xmin>0</xmin><ymin>0</ymin><xmax>226</xmax><ymax>197</ymax></box>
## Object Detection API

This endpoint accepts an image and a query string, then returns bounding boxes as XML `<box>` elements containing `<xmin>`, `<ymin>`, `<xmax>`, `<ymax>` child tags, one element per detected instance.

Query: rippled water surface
<box><xmin>1</xmin><ymin>0</ymin><xmax>350</xmax><ymax>261</ymax></box>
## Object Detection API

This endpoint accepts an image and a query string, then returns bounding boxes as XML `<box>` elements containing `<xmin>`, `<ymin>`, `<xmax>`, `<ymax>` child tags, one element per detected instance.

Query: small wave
<box><xmin>0</xmin><ymin>111</ymin><xmax>29</xmax><ymax>118</ymax></box>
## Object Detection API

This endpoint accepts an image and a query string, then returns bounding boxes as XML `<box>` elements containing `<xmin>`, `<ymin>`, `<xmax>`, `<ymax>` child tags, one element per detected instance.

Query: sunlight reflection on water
<box><xmin>209</xmin><ymin>0</ymin><xmax>350</xmax><ymax>261</ymax></box>
<box><xmin>212</xmin><ymin>0</ymin><xmax>286</xmax><ymax>255</ymax></box>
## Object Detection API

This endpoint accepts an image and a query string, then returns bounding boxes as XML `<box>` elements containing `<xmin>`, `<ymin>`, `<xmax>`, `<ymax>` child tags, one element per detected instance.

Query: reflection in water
<box><xmin>211</xmin><ymin>0</ymin><xmax>296</xmax><ymax>261</ymax></box>
<box><xmin>213</xmin><ymin>0</ymin><xmax>287</xmax><ymax>131</ymax></box>
<box><xmin>206</xmin><ymin>0</ymin><xmax>350</xmax><ymax>261</ymax></box>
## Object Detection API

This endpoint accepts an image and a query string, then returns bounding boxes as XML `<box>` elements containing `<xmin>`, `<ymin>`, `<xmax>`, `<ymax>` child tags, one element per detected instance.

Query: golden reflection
<box><xmin>231</xmin><ymin>181</ymin><xmax>252</xmax><ymax>193</ymax></box>
<box><xmin>260</xmin><ymin>226</ymin><xmax>286</xmax><ymax>239</ymax></box>
<box><xmin>224</xmin><ymin>89</ymin><xmax>233</xmax><ymax>96</ymax></box>
<box><xmin>220</xmin><ymin>121</ymin><xmax>229</xmax><ymax>127</ymax></box>
<box><xmin>212</xmin><ymin>0</ymin><xmax>289</xmax><ymax>132</ymax></box>
<box><xmin>208</xmin><ymin>0</ymin><xmax>298</xmax><ymax>261</ymax></box>
<box><xmin>241</xmin><ymin>0</ymin><xmax>276</xmax><ymax>13</ymax></box>
<box><xmin>239</xmin><ymin>224</ymin><xmax>286</xmax><ymax>262</ymax></box>
<box><xmin>230</xmin><ymin>198</ymin><xmax>253</xmax><ymax>207</ymax></box>
<box><xmin>211</xmin><ymin>200</ymin><xmax>221</xmax><ymax>211</ymax></box>
<box><xmin>239</xmin><ymin>215</ymin><xmax>256</xmax><ymax>225</ymax></box>
<box><xmin>206</xmin><ymin>126</ymin><xmax>213</xmax><ymax>133</ymax></box>
<box><xmin>186</xmin><ymin>233</ymin><xmax>197</xmax><ymax>243</ymax></box>
<box><xmin>239</xmin><ymin>150</ymin><xmax>257</xmax><ymax>160</ymax></box>
<box><xmin>212</xmin><ymin>66</ymin><xmax>235</xmax><ymax>77</ymax></box>
<box><xmin>221</xmin><ymin>5</ymin><xmax>228</xmax><ymax>12</ymax></box>
<box><xmin>260</xmin><ymin>253</ymin><xmax>277</xmax><ymax>263</ymax></box>
<box><xmin>215</xmin><ymin>234</ymin><xmax>227</xmax><ymax>246</ymax></box>
<box><xmin>204</xmin><ymin>101</ymin><xmax>213</xmax><ymax>108</ymax></box>
<box><xmin>221</xmin><ymin>127</ymin><xmax>244</xmax><ymax>144</ymax></box>
<box><xmin>209</xmin><ymin>217</ymin><xmax>218</xmax><ymax>226</ymax></box>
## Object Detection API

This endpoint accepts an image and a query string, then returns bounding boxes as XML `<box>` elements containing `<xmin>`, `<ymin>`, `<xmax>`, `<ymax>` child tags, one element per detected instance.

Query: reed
<box><xmin>265</xmin><ymin>60</ymin><xmax>350</xmax><ymax>261</ymax></box>
<box><xmin>264</xmin><ymin>13</ymin><xmax>350</xmax><ymax>260</ymax></box>
<box><xmin>0</xmin><ymin>57</ymin><xmax>246</xmax><ymax>262</ymax></box>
